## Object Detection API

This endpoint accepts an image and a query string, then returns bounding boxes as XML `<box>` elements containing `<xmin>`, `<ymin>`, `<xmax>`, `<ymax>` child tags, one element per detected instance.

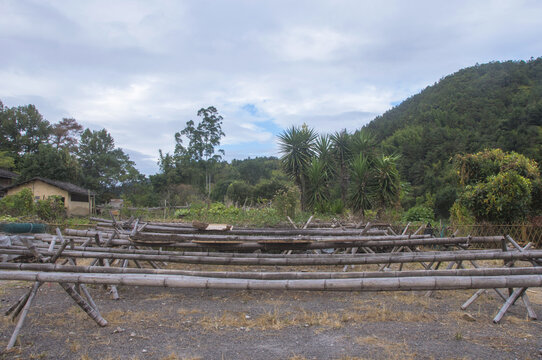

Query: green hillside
<box><xmin>365</xmin><ymin>58</ymin><xmax>542</xmax><ymax>217</ymax></box>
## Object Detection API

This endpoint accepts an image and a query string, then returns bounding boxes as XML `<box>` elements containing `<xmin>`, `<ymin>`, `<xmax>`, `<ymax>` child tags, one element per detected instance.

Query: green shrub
<box><xmin>36</xmin><ymin>196</ymin><xmax>66</xmax><ymax>221</ymax></box>
<box><xmin>226</xmin><ymin>181</ymin><xmax>254</xmax><ymax>205</ymax></box>
<box><xmin>402</xmin><ymin>205</ymin><xmax>435</xmax><ymax>223</ymax></box>
<box><xmin>458</xmin><ymin>171</ymin><xmax>532</xmax><ymax>223</ymax></box>
<box><xmin>174</xmin><ymin>208</ymin><xmax>191</xmax><ymax>218</ymax></box>
<box><xmin>0</xmin><ymin>188</ymin><xmax>35</xmax><ymax>217</ymax></box>
<box><xmin>272</xmin><ymin>185</ymin><xmax>300</xmax><ymax>218</ymax></box>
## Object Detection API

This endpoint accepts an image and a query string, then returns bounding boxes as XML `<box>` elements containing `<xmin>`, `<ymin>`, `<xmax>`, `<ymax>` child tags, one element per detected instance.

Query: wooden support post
<box><xmin>522</xmin><ymin>292</ymin><xmax>537</xmax><ymax>320</ymax></box>
<box><xmin>303</xmin><ymin>216</ymin><xmax>314</xmax><ymax>229</ymax></box>
<box><xmin>493</xmin><ymin>288</ymin><xmax>527</xmax><ymax>323</ymax></box>
<box><xmin>59</xmin><ymin>283</ymin><xmax>108</xmax><ymax>327</ymax></box>
<box><xmin>461</xmin><ymin>289</ymin><xmax>487</xmax><ymax>310</ymax></box>
<box><xmin>287</xmin><ymin>216</ymin><xmax>298</xmax><ymax>229</ymax></box>
<box><xmin>6</xmin><ymin>281</ymin><xmax>40</xmax><ymax>350</ymax></box>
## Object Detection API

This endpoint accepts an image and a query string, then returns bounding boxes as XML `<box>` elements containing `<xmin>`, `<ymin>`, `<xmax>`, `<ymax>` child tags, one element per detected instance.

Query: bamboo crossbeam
<box><xmin>1</xmin><ymin>271</ymin><xmax>541</xmax><ymax>292</ymax></box>
<box><xmin>0</xmin><ymin>244</ymin><xmax>504</xmax><ymax>259</ymax></box>
<box><xmin>95</xmin><ymin>222</ymin><xmax>389</xmax><ymax>236</ymax></box>
<box><xmin>1</xmin><ymin>262</ymin><xmax>542</xmax><ymax>280</ymax></box>
<box><xmin>60</xmin><ymin>229</ymin><xmax>503</xmax><ymax>251</ymax></box>
<box><xmin>1</xmin><ymin>247</ymin><xmax>541</xmax><ymax>266</ymax></box>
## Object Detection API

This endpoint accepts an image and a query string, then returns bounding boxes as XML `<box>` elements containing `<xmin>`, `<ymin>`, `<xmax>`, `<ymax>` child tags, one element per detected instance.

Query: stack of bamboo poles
<box><xmin>1</xmin><ymin>219</ymin><xmax>541</xmax><ymax>350</ymax></box>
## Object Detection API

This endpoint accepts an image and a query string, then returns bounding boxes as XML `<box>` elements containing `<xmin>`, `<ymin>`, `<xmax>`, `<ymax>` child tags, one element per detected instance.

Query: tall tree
<box><xmin>174</xmin><ymin>106</ymin><xmax>225</xmax><ymax>196</ymax></box>
<box><xmin>51</xmin><ymin>118</ymin><xmax>83</xmax><ymax>153</ymax></box>
<box><xmin>18</xmin><ymin>144</ymin><xmax>81</xmax><ymax>184</ymax></box>
<box><xmin>77</xmin><ymin>128</ymin><xmax>140</xmax><ymax>199</ymax></box>
<box><xmin>277</xmin><ymin>124</ymin><xmax>317</xmax><ymax>210</ymax></box>
<box><xmin>0</xmin><ymin>101</ymin><xmax>52</xmax><ymax>166</ymax></box>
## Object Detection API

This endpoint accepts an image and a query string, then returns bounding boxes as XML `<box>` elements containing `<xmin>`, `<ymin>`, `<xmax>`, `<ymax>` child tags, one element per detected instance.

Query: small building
<box><xmin>0</xmin><ymin>168</ymin><xmax>19</xmax><ymax>197</ymax></box>
<box><xmin>4</xmin><ymin>177</ymin><xmax>96</xmax><ymax>216</ymax></box>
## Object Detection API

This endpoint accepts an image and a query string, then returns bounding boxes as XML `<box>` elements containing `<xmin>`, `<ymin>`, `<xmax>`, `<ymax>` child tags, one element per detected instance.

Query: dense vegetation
<box><xmin>1</xmin><ymin>58</ymin><xmax>541</xmax><ymax>224</ymax></box>
<box><xmin>366</xmin><ymin>58</ymin><xmax>542</xmax><ymax>218</ymax></box>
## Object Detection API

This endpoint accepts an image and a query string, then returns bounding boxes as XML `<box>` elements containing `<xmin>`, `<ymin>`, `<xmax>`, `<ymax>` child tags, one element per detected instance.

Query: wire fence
<box><xmin>388</xmin><ymin>223</ymin><xmax>542</xmax><ymax>248</ymax></box>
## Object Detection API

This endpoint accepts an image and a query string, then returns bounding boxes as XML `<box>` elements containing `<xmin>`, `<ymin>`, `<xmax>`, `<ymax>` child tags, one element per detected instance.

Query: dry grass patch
<box><xmin>355</xmin><ymin>336</ymin><xmax>416</xmax><ymax>360</ymax></box>
<box><xmin>176</xmin><ymin>308</ymin><xmax>202</xmax><ymax>316</ymax></box>
<box><xmin>350</xmin><ymin>302</ymin><xmax>435</xmax><ymax>322</ymax></box>
<box><xmin>102</xmin><ymin>309</ymin><xmax>162</xmax><ymax>326</ymax></box>
<box><xmin>197</xmin><ymin>304</ymin><xmax>435</xmax><ymax>333</ymax></box>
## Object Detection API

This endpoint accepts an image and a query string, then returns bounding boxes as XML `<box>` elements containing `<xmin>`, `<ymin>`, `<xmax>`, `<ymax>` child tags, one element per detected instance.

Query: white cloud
<box><xmin>1</xmin><ymin>0</ymin><xmax>541</xmax><ymax>174</ymax></box>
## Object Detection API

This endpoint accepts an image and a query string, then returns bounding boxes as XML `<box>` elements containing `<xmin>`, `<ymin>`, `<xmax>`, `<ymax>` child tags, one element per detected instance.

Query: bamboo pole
<box><xmin>1</xmin><ymin>271</ymin><xmax>541</xmax><ymax>292</ymax></box>
<box><xmin>2</xmin><ymin>262</ymin><xmax>542</xmax><ymax>280</ymax></box>
<box><xmin>58</xmin><ymin>283</ymin><xmax>107</xmax><ymax>327</ymax></box>
<box><xmin>2</xmin><ymin>247</ymin><xmax>541</xmax><ymax>266</ymax></box>
<box><xmin>493</xmin><ymin>287</ymin><xmax>527</xmax><ymax>323</ymax></box>
<box><xmin>6</xmin><ymin>281</ymin><xmax>40</xmax><ymax>350</ymax></box>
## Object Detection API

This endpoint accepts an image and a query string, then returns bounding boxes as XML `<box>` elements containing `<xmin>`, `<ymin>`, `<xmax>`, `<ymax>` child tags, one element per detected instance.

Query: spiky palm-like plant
<box><xmin>315</xmin><ymin>134</ymin><xmax>335</xmax><ymax>180</ymax></box>
<box><xmin>277</xmin><ymin>125</ymin><xmax>317</xmax><ymax>209</ymax></box>
<box><xmin>372</xmin><ymin>154</ymin><xmax>401</xmax><ymax>210</ymax></box>
<box><xmin>348</xmin><ymin>154</ymin><xmax>374</xmax><ymax>216</ymax></box>
<box><xmin>306</xmin><ymin>157</ymin><xmax>329</xmax><ymax>211</ymax></box>
<box><xmin>350</xmin><ymin>130</ymin><xmax>376</xmax><ymax>159</ymax></box>
<box><xmin>330</xmin><ymin>129</ymin><xmax>352</xmax><ymax>204</ymax></box>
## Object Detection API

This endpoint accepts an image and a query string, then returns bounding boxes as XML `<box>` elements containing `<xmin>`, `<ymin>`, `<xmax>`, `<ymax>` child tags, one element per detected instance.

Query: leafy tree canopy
<box><xmin>454</xmin><ymin>149</ymin><xmax>541</xmax><ymax>223</ymax></box>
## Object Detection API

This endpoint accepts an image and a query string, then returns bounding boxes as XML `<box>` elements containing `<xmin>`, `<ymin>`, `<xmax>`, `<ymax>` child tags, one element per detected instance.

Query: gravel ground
<box><xmin>0</xmin><ymin>275</ymin><xmax>541</xmax><ymax>360</ymax></box>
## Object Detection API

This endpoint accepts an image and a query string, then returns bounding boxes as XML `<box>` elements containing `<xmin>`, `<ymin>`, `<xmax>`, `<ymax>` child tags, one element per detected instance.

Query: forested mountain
<box><xmin>365</xmin><ymin>58</ymin><xmax>542</xmax><ymax>217</ymax></box>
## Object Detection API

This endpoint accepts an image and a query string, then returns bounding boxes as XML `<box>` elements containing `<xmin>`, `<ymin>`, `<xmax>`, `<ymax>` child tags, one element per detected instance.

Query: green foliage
<box><xmin>459</xmin><ymin>171</ymin><xmax>532</xmax><ymax>223</ymax></box>
<box><xmin>305</xmin><ymin>158</ymin><xmax>329</xmax><ymax>210</ymax></box>
<box><xmin>175</xmin><ymin>106</ymin><xmax>225</xmax><ymax>162</ymax></box>
<box><xmin>0</xmin><ymin>101</ymin><xmax>51</xmax><ymax>165</ymax></box>
<box><xmin>454</xmin><ymin>149</ymin><xmax>540</xmax><ymax>223</ymax></box>
<box><xmin>18</xmin><ymin>144</ymin><xmax>81</xmax><ymax>183</ymax></box>
<box><xmin>0</xmin><ymin>151</ymin><xmax>15</xmax><ymax>169</ymax></box>
<box><xmin>367</xmin><ymin>58</ymin><xmax>542</xmax><ymax>214</ymax></box>
<box><xmin>226</xmin><ymin>180</ymin><xmax>253</xmax><ymax>205</ymax></box>
<box><xmin>253</xmin><ymin>178</ymin><xmax>287</xmax><ymax>203</ymax></box>
<box><xmin>372</xmin><ymin>154</ymin><xmax>401</xmax><ymax>209</ymax></box>
<box><xmin>278</xmin><ymin>125</ymin><xmax>317</xmax><ymax>209</ymax></box>
<box><xmin>455</xmin><ymin>148</ymin><xmax>539</xmax><ymax>185</ymax></box>
<box><xmin>348</xmin><ymin>154</ymin><xmax>374</xmax><ymax>215</ymax></box>
<box><xmin>174</xmin><ymin>202</ymin><xmax>284</xmax><ymax>227</ymax></box>
<box><xmin>78</xmin><ymin>128</ymin><xmax>141</xmax><ymax>201</ymax></box>
<box><xmin>36</xmin><ymin>196</ymin><xmax>66</xmax><ymax>221</ymax></box>
<box><xmin>449</xmin><ymin>202</ymin><xmax>476</xmax><ymax>225</ymax></box>
<box><xmin>272</xmin><ymin>185</ymin><xmax>300</xmax><ymax>218</ymax></box>
<box><xmin>402</xmin><ymin>205</ymin><xmax>434</xmax><ymax>223</ymax></box>
<box><xmin>0</xmin><ymin>188</ymin><xmax>34</xmax><ymax>217</ymax></box>
<box><xmin>330</xmin><ymin>129</ymin><xmax>352</xmax><ymax>203</ymax></box>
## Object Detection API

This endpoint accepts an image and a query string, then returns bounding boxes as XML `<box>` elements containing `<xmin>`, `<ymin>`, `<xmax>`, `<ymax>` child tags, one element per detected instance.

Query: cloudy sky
<box><xmin>1</xmin><ymin>0</ymin><xmax>541</xmax><ymax>174</ymax></box>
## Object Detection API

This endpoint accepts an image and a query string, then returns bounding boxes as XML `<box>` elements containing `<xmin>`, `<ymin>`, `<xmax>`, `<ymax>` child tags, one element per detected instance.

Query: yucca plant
<box><xmin>305</xmin><ymin>157</ymin><xmax>329</xmax><ymax>211</ymax></box>
<box><xmin>277</xmin><ymin>125</ymin><xmax>317</xmax><ymax>210</ymax></box>
<box><xmin>348</xmin><ymin>154</ymin><xmax>374</xmax><ymax>216</ymax></box>
<box><xmin>330</xmin><ymin>129</ymin><xmax>352</xmax><ymax>204</ymax></box>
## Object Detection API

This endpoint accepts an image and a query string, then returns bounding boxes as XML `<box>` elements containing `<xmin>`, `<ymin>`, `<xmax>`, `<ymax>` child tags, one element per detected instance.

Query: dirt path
<box><xmin>0</xmin><ymin>280</ymin><xmax>541</xmax><ymax>359</ymax></box>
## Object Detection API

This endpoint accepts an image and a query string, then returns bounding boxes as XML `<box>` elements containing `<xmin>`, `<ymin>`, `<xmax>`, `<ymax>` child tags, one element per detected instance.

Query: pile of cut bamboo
<box><xmin>0</xmin><ymin>218</ymin><xmax>541</xmax><ymax>350</ymax></box>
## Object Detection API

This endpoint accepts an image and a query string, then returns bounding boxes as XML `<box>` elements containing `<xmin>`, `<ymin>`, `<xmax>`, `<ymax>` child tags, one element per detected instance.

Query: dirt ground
<box><xmin>0</xmin><ymin>265</ymin><xmax>541</xmax><ymax>360</ymax></box>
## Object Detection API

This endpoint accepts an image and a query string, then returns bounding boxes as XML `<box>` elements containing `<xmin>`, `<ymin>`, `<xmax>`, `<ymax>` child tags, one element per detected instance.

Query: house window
<box><xmin>71</xmin><ymin>193</ymin><xmax>89</xmax><ymax>202</ymax></box>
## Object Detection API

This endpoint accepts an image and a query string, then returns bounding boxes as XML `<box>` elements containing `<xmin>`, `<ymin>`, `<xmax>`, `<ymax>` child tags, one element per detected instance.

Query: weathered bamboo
<box><xmin>6</xmin><ymin>281</ymin><xmax>40</xmax><ymax>350</ymax></box>
<box><xmin>1</xmin><ymin>271</ymin><xmax>541</xmax><ymax>292</ymax></box>
<box><xmin>493</xmin><ymin>287</ymin><xmax>527</xmax><ymax>323</ymax></box>
<box><xmin>129</xmin><ymin>232</ymin><xmax>431</xmax><ymax>243</ymax></box>
<box><xmin>59</xmin><ymin>283</ymin><xmax>108</xmax><ymax>327</ymax></box>
<box><xmin>59</xmin><ymin>230</ymin><xmax>503</xmax><ymax>250</ymax></box>
<box><xmin>9</xmin><ymin>282</ymin><xmax>41</xmax><ymax>321</ymax></box>
<box><xmin>1</xmin><ymin>247</ymin><xmax>541</xmax><ymax>266</ymax></box>
<box><xmin>522</xmin><ymin>292</ymin><xmax>538</xmax><ymax>320</ymax></box>
<box><xmin>2</xmin><ymin>243</ymin><xmax>505</xmax><ymax>259</ymax></box>
<box><xmin>1</xmin><ymin>262</ymin><xmax>542</xmax><ymax>279</ymax></box>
